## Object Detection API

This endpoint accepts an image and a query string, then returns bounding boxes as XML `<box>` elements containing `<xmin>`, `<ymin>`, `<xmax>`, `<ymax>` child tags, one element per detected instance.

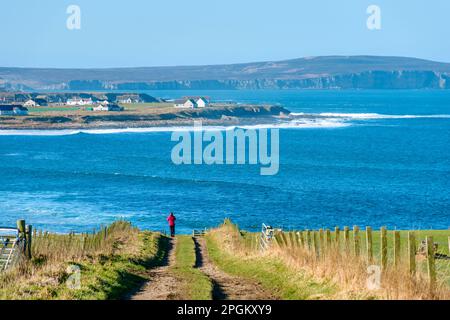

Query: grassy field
<box><xmin>205</xmin><ymin>223</ymin><xmax>338</xmax><ymax>299</ymax></box>
<box><xmin>0</xmin><ymin>222</ymin><xmax>169</xmax><ymax>300</ymax></box>
<box><xmin>170</xmin><ymin>236</ymin><xmax>212</xmax><ymax>300</ymax></box>
<box><xmin>207</xmin><ymin>220</ymin><xmax>450</xmax><ymax>300</ymax></box>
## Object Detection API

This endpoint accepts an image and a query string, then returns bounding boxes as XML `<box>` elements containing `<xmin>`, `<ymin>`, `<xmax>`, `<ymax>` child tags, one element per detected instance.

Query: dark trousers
<box><xmin>170</xmin><ymin>225</ymin><xmax>175</xmax><ymax>237</ymax></box>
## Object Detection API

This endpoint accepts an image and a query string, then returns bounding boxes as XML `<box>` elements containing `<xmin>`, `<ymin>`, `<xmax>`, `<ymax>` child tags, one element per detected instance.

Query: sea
<box><xmin>0</xmin><ymin>90</ymin><xmax>449</xmax><ymax>234</ymax></box>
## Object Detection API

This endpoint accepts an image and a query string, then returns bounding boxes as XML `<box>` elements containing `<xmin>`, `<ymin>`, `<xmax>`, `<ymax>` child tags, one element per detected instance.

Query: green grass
<box><xmin>28</xmin><ymin>107</ymin><xmax>81</xmax><ymax>113</ymax></box>
<box><xmin>170</xmin><ymin>236</ymin><xmax>212</xmax><ymax>300</ymax></box>
<box><xmin>205</xmin><ymin>232</ymin><xmax>337</xmax><ymax>300</ymax></box>
<box><xmin>120</xmin><ymin>102</ymin><xmax>174</xmax><ymax>110</ymax></box>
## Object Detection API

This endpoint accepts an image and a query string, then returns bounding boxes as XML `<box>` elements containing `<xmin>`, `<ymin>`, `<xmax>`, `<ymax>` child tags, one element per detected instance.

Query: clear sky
<box><xmin>1</xmin><ymin>0</ymin><xmax>449</xmax><ymax>68</ymax></box>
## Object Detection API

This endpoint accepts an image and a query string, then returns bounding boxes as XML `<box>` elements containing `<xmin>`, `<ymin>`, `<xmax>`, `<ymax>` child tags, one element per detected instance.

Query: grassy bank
<box><xmin>0</xmin><ymin>221</ymin><xmax>168</xmax><ymax>300</ymax></box>
<box><xmin>205</xmin><ymin>222</ymin><xmax>337</xmax><ymax>299</ymax></box>
<box><xmin>170</xmin><ymin>236</ymin><xmax>212</xmax><ymax>300</ymax></box>
<box><xmin>206</xmin><ymin>220</ymin><xmax>450</xmax><ymax>300</ymax></box>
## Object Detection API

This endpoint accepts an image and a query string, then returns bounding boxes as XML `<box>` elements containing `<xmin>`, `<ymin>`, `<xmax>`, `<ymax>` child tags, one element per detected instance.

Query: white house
<box><xmin>23</xmin><ymin>99</ymin><xmax>38</xmax><ymax>107</ymax></box>
<box><xmin>194</xmin><ymin>97</ymin><xmax>210</xmax><ymax>108</ymax></box>
<box><xmin>93</xmin><ymin>104</ymin><xmax>109</xmax><ymax>111</ymax></box>
<box><xmin>92</xmin><ymin>103</ymin><xmax>124</xmax><ymax>112</ymax></box>
<box><xmin>176</xmin><ymin>96</ymin><xmax>210</xmax><ymax>108</ymax></box>
<box><xmin>174</xmin><ymin>98</ymin><xmax>198</xmax><ymax>109</ymax></box>
<box><xmin>67</xmin><ymin>98</ymin><xmax>94</xmax><ymax>106</ymax></box>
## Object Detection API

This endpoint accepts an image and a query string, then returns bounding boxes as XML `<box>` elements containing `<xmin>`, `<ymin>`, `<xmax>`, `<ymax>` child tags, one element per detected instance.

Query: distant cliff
<box><xmin>1</xmin><ymin>56</ymin><xmax>450</xmax><ymax>90</ymax></box>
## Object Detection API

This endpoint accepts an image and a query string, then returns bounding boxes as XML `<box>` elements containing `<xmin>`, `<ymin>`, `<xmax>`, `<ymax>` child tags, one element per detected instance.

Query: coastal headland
<box><xmin>0</xmin><ymin>91</ymin><xmax>291</xmax><ymax>130</ymax></box>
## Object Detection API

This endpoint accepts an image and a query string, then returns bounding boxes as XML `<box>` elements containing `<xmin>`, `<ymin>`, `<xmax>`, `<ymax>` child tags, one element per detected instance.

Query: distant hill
<box><xmin>1</xmin><ymin>56</ymin><xmax>450</xmax><ymax>90</ymax></box>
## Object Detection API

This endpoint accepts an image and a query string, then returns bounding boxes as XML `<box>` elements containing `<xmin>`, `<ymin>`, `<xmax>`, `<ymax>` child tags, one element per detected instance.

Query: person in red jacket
<box><xmin>167</xmin><ymin>212</ymin><xmax>176</xmax><ymax>237</ymax></box>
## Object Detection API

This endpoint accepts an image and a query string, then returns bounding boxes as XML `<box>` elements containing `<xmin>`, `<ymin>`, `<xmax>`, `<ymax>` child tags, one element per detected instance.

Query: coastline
<box><xmin>0</xmin><ymin>105</ymin><xmax>291</xmax><ymax>131</ymax></box>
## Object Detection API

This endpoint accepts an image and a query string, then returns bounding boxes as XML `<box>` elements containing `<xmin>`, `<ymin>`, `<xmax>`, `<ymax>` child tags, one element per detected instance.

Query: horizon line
<box><xmin>2</xmin><ymin>54</ymin><xmax>450</xmax><ymax>70</ymax></box>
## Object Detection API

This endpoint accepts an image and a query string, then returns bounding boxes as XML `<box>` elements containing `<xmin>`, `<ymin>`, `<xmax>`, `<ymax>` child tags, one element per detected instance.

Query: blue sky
<box><xmin>1</xmin><ymin>0</ymin><xmax>449</xmax><ymax>67</ymax></box>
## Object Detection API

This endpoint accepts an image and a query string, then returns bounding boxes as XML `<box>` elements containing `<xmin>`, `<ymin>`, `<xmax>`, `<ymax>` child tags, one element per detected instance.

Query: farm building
<box><xmin>116</xmin><ymin>95</ymin><xmax>143</xmax><ymax>104</ymax></box>
<box><xmin>23</xmin><ymin>99</ymin><xmax>38</xmax><ymax>107</ymax></box>
<box><xmin>184</xmin><ymin>96</ymin><xmax>210</xmax><ymax>108</ymax></box>
<box><xmin>174</xmin><ymin>98</ymin><xmax>198</xmax><ymax>109</ymax></box>
<box><xmin>92</xmin><ymin>103</ymin><xmax>124</xmax><ymax>112</ymax></box>
<box><xmin>67</xmin><ymin>97</ymin><xmax>93</xmax><ymax>106</ymax></box>
<box><xmin>0</xmin><ymin>105</ymin><xmax>29</xmax><ymax>115</ymax></box>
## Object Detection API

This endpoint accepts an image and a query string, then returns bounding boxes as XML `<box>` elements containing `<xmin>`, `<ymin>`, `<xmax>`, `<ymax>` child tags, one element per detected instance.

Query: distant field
<box><xmin>26</xmin><ymin>103</ymin><xmax>174</xmax><ymax>116</ymax></box>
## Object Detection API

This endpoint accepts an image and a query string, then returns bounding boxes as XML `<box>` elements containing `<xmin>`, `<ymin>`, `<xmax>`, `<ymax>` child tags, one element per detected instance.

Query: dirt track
<box><xmin>194</xmin><ymin>237</ymin><xmax>275</xmax><ymax>300</ymax></box>
<box><xmin>128</xmin><ymin>236</ymin><xmax>275</xmax><ymax>300</ymax></box>
<box><xmin>128</xmin><ymin>238</ymin><xmax>183</xmax><ymax>300</ymax></box>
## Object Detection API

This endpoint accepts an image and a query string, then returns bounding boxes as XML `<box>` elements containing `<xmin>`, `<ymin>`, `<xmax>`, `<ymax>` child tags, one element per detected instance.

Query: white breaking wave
<box><xmin>0</xmin><ymin>119</ymin><xmax>348</xmax><ymax>136</ymax></box>
<box><xmin>291</xmin><ymin>112</ymin><xmax>450</xmax><ymax>119</ymax></box>
<box><xmin>1</xmin><ymin>112</ymin><xmax>448</xmax><ymax>136</ymax></box>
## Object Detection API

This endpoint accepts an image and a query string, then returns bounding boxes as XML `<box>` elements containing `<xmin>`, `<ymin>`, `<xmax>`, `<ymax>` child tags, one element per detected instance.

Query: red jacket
<box><xmin>167</xmin><ymin>214</ymin><xmax>176</xmax><ymax>227</ymax></box>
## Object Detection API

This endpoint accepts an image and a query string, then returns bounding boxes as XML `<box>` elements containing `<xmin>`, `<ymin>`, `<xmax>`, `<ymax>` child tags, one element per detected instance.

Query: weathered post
<box><xmin>326</xmin><ymin>229</ymin><xmax>332</xmax><ymax>251</ymax></box>
<box><xmin>393</xmin><ymin>231</ymin><xmax>401</xmax><ymax>268</ymax></box>
<box><xmin>319</xmin><ymin>229</ymin><xmax>324</xmax><ymax>257</ymax></box>
<box><xmin>306</xmin><ymin>230</ymin><xmax>312</xmax><ymax>251</ymax></box>
<box><xmin>313</xmin><ymin>231</ymin><xmax>319</xmax><ymax>258</ymax></box>
<box><xmin>408</xmin><ymin>232</ymin><xmax>416</xmax><ymax>275</ymax></box>
<box><xmin>280</xmin><ymin>232</ymin><xmax>288</xmax><ymax>247</ymax></box>
<box><xmin>334</xmin><ymin>226</ymin><xmax>340</xmax><ymax>251</ymax></box>
<box><xmin>25</xmin><ymin>225</ymin><xmax>33</xmax><ymax>259</ymax></box>
<box><xmin>426</xmin><ymin>236</ymin><xmax>436</xmax><ymax>291</ymax></box>
<box><xmin>366</xmin><ymin>226</ymin><xmax>373</xmax><ymax>264</ymax></box>
<box><xmin>353</xmin><ymin>226</ymin><xmax>360</xmax><ymax>257</ymax></box>
<box><xmin>288</xmin><ymin>231</ymin><xmax>295</xmax><ymax>247</ymax></box>
<box><xmin>344</xmin><ymin>226</ymin><xmax>350</xmax><ymax>254</ymax></box>
<box><xmin>380</xmin><ymin>227</ymin><xmax>388</xmax><ymax>270</ymax></box>
<box><xmin>274</xmin><ymin>232</ymin><xmax>283</xmax><ymax>247</ymax></box>
<box><xmin>298</xmin><ymin>231</ymin><xmax>305</xmax><ymax>248</ymax></box>
<box><xmin>16</xmin><ymin>219</ymin><xmax>26</xmax><ymax>254</ymax></box>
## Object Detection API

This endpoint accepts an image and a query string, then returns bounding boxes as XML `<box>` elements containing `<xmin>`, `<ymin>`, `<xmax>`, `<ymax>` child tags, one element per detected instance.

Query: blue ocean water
<box><xmin>0</xmin><ymin>90</ymin><xmax>449</xmax><ymax>233</ymax></box>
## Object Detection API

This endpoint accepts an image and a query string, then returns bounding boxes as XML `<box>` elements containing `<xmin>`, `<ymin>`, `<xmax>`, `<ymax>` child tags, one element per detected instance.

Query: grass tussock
<box><xmin>0</xmin><ymin>221</ymin><xmax>165</xmax><ymax>300</ymax></box>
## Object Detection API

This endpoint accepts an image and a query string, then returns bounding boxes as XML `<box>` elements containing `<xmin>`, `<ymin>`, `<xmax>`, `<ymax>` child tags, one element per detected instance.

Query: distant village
<box><xmin>0</xmin><ymin>93</ymin><xmax>212</xmax><ymax>116</ymax></box>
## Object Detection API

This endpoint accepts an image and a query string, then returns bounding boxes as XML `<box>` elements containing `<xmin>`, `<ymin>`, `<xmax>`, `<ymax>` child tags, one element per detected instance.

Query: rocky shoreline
<box><xmin>0</xmin><ymin>105</ymin><xmax>291</xmax><ymax>130</ymax></box>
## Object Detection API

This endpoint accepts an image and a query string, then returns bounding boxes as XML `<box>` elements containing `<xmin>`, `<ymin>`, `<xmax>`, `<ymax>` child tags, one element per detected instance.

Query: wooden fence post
<box><xmin>313</xmin><ymin>231</ymin><xmax>319</xmax><ymax>258</ymax></box>
<box><xmin>280</xmin><ymin>232</ymin><xmax>288</xmax><ymax>247</ymax></box>
<box><xmin>408</xmin><ymin>232</ymin><xmax>416</xmax><ymax>275</ymax></box>
<box><xmin>16</xmin><ymin>219</ymin><xmax>26</xmax><ymax>255</ymax></box>
<box><xmin>25</xmin><ymin>225</ymin><xmax>32</xmax><ymax>259</ymax></box>
<box><xmin>380</xmin><ymin>227</ymin><xmax>387</xmax><ymax>270</ymax></box>
<box><xmin>319</xmin><ymin>229</ymin><xmax>324</xmax><ymax>257</ymax></box>
<box><xmin>274</xmin><ymin>232</ymin><xmax>283</xmax><ymax>247</ymax></box>
<box><xmin>426</xmin><ymin>236</ymin><xmax>436</xmax><ymax>291</ymax></box>
<box><xmin>306</xmin><ymin>230</ymin><xmax>312</xmax><ymax>251</ymax></box>
<box><xmin>288</xmin><ymin>231</ymin><xmax>295</xmax><ymax>247</ymax></box>
<box><xmin>326</xmin><ymin>229</ymin><xmax>332</xmax><ymax>251</ymax></box>
<box><xmin>344</xmin><ymin>226</ymin><xmax>350</xmax><ymax>254</ymax></box>
<box><xmin>366</xmin><ymin>226</ymin><xmax>373</xmax><ymax>264</ymax></box>
<box><xmin>298</xmin><ymin>231</ymin><xmax>305</xmax><ymax>248</ymax></box>
<box><xmin>393</xmin><ymin>231</ymin><xmax>401</xmax><ymax>268</ymax></box>
<box><xmin>335</xmin><ymin>227</ymin><xmax>340</xmax><ymax>250</ymax></box>
<box><xmin>353</xmin><ymin>226</ymin><xmax>360</xmax><ymax>257</ymax></box>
